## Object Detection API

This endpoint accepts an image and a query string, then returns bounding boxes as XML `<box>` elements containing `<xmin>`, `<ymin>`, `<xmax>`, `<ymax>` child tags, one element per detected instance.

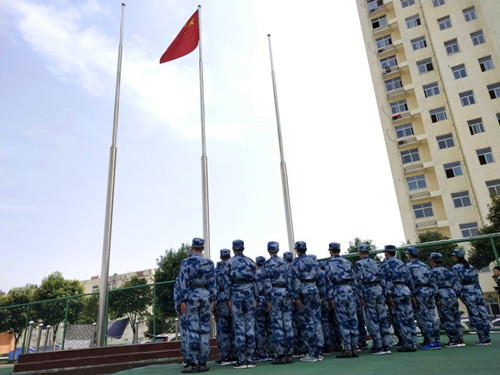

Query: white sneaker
<box><xmin>316</xmin><ymin>355</ymin><xmax>324</xmax><ymax>361</ymax></box>
<box><xmin>300</xmin><ymin>355</ymin><xmax>318</xmax><ymax>362</ymax></box>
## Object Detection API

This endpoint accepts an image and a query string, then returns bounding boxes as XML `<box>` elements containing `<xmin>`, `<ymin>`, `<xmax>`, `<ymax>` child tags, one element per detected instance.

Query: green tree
<box><xmin>0</xmin><ymin>284</ymin><xmax>37</xmax><ymax>359</ymax></box>
<box><xmin>469</xmin><ymin>194</ymin><xmax>500</xmax><ymax>269</ymax></box>
<box><xmin>75</xmin><ymin>293</ymin><xmax>99</xmax><ymax>324</ymax></box>
<box><xmin>415</xmin><ymin>231</ymin><xmax>457</xmax><ymax>269</ymax></box>
<box><xmin>147</xmin><ymin>243</ymin><xmax>189</xmax><ymax>336</ymax></box>
<box><xmin>32</xmin><ymin>272</ymin><xmax>84</xmax><ymax>342</ymax></box>
<box><xmin>108</xmin><ymin>276</ymin><xmax>152</xmax><ymax>339</ymax></box>
<box><xmin>346</xmin><ymin>237</ymin><xmax>377</xmax><ymax>263</ymax></box>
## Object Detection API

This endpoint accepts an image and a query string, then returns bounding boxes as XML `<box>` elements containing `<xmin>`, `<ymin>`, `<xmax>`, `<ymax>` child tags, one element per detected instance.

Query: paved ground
<box><xmin>1</xmin><ymin>334</ymin><xmax>498</xmax><ymax>375</ymax></box>
<box><xmin>112</xmin><ymin>334</ymin><xmax>499</xmax><ymax>375</ymax></box>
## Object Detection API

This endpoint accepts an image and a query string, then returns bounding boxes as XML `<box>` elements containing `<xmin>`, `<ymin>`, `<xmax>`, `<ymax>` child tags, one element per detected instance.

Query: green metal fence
<box><xmin>1</xmin><ymin>233</ymin><xmax>499</xmax><ymax>360</ymax></box>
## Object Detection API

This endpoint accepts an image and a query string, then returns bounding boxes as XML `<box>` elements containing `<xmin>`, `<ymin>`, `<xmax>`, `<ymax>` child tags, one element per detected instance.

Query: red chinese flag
<box><xmin>160</xmin><ymin>10</ymin><xmax>199</xmax><ymax>64</ymax></box>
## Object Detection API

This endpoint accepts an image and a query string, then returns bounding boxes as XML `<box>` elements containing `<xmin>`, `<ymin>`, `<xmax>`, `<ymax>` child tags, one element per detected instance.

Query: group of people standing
<box><xmin>174</xmin><ymin>237</ymin><xmax>493</xmax><ymax>373</ymax></box>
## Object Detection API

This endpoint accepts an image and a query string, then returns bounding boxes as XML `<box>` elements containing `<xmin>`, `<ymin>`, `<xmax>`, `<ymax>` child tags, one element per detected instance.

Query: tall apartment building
<box><xmin>356</xmin><ymin>0</ymin><xmax>500</xmax><ymax>243</ymax></box>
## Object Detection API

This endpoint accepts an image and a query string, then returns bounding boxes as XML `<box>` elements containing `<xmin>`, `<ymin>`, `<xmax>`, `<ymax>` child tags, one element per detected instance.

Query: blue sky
<box><xmin>0</xmin><ymin>0</ymin><xmax>405</xmax><ymax>293</ymax></box>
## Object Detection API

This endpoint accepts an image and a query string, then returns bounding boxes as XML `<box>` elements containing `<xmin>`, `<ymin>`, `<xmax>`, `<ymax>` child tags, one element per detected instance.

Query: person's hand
<box><xmin>296</xmin><ymin>299</ymin><xmax>302</xmax><ymax>310</ymax></box>
<box><xmin>267</xmin><ymin>302</ymin><xmax>271</xmax><ymax>312</ymax></box>
<box><xmin>181</xmin><ymin>302</ymin><xmax>187</xmax><ymax>316</ymax></box>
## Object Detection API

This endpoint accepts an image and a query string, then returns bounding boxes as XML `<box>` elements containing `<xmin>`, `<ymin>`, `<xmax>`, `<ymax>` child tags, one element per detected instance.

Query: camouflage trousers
<box><xmin>414</xmin><ymin>291</ymin><xmax>440</xmax><ymax>343</ymax></box>
<box><xmin>363</xmin><ymin>294</ymin><xmax>391</xmax><ymax>349</ymax></box>
<box><xmin>333</xmin><ymin>292</ymin><xmax>359</xmax><ymax>351</ymax></box>
<box><xmin>321</xmin><ymin>300</ymin><xmax>332</xmax><ymax>351</ymax></box>
<box><xmin>184</xmin><ymin>295</ymin><xmax>211</xmax><ymax>365</ymax></box>
<box><xmin>391</xmin><ymin>295</ymin><xmax>417</xmax><ymax>348</ymax></box>
<box><xmin>436</xmin><ymin>296</ymin><xmax>463</xmax><ymax>342</ymax></box>
<box><xmin>462</xmin><ymin>290</ymin><xmax>490</xmax><ymax>343</ymax></box>
<box><xmin>231</xmin><ymin>290</ymin><xmax>256</xmax><ymax>363</ymax></box>
<box><xmin>215</xmin><ymin>299</ymin><xmax>234</xmax><ymax>359</ymax></box>
<box><xmin>255</xmin><ymin>297</ymin><xmax>271</xmax><ymax>357</ymax></box>
<box><xmin>269</xmin><ymin>291</ymin><xmax>294</xmax><ymax>356</ymax></box>
<box><xmin>297</xmin><ymin>293</ymin><xmax>324</xmax><ymax>357</ymax></box>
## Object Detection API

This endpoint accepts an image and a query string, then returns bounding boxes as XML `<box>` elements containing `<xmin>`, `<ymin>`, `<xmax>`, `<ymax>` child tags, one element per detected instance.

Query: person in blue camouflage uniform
<box><xmin>173</xmin><ymin>276</ymin><xmax>187</xmax><ymax>363</ymax></box>
<box><xmin>429</xmin><ymin>252</ymin><xmax>465</xmax><ymax>347</ymax></box>
<box><xmin>178</xmin><ymin>238</ymin><xmax>216</xmax><ymax>373</ymax></box>
<box><xmin>283</xmin><ymin>251</ymin><xmax>303</xmax><ymax>356</ymax></box>
<box><xmin>318</xmin><ymin>261</ymin><xmax>333</xmax><ymax>355</ymax></box>
<box><xmin>291</xmin><ymin>241</ymin><xmax>324</xmax><ymax>362</ymax></box>
<box><xmin>405</xmin><ymin>247</ymin><xmax>441</xmax><ymax>350</ymax></box>
<box><xmin>262</xmin><ymin>241</ymin><xmax>294</xmax><ymax>365</ymax></box>
<box><xmin>353</xmin><ymin>244</ymin><xmax>392</xmax><ymax>355</ymax></box>
<box><xmin>451</xmin><ymin>249</ymin><xmax>491</xmax><ymax>346</ymax></box>
<box><xmin>254</xmin><ymin>255</ymin><xmax>272</xmax><ymax>361</ymax></box>
<box><xmin>381</xmin><ymin>245</ymin><xmax>417</xmax><ymax>353</ymax></box>
<box><xmin>215</xmin><ymin>249</ymin><xmax>235</xmax><ymax>365</ymax></box>
<box><xmin>224</xmin><ymin>239</ymin><xmax>258</xmax><ymax>368</ymax></box>
<box><xmin>355</xmin><ymin>294</ymin><xmax>368</xmax><ymax>352</ymax></box>
<box><xmin>325</xmin><ymin>242</ymin><xmax>359</xmax><ymax>359</ymax></box>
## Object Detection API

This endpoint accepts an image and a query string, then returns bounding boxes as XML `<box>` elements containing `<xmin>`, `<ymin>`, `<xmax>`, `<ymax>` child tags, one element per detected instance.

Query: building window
<box><xmin>376</xmin><ymin>35</ymin><xmax>393</xmax><ymax>50</ymax></box>
<box><xmin>430</xmin><ymin>107</ymin><xmax>447</xmax><ymax>123</ymax></box>
<box><xmin>467</xmin><ymin>118</ymin><xmax>485</xmax><ymax>135</ymax></box>
<box><xmin>463</xmin><ymin>7</ymin><xmax>477</xmax><ymax>22</ymax></box>
<box><xmin>381</xmin><ymin>55</ymin><xmax>398</xmax><ymax>70</ymax></box>
<box><xmin>459</xmin><ymin>90</ymin><xmax>475</xmax><ymax>106</ymax></box>
<box><xmin>372</xmin><ymin>15</ymin><xmax>388</xmax><ymax>29</ymax></box>
<box><xmin>444</xmin><ymin>161</ymin><xmax>462</xmax><ymax>178</ymax></box>
<box><xmin>497</xmin><ymin>113</ymin><xmax>500</xmax><ymax>125</ymax></box>
<box><xmin>401</xmin><ymin>148</ymin><xmax>420</xmax><ymax>164</ymax></box>
<box><xmin>413</xmin><ymin>202</ymin><xmax>434</xmax><ymax>219</ymax></box>
<box><xmin>406</xmin><ymin>14</ymin><xmax>421</xmax><ymax>29</ymax></box>
<box><xmin>395</xmin><ymin>123</ymin><xmax>414</xmax><ymax>138</ymax></box>
<box><xmin>451</xmin><ymin>64</ymin><xmax>467</xmax><ymax>79</ymax></box>
<box><xmin>487</xmin><ymin>83</ymin><xmax>500</xmax><ymax>99</ymax></box>
<box><xmin>417</xmin><ymin>58</ymin><xmax>434</xmax><ymax>74</ymax></box>
<box><xmin>423</xmin><ymin>82</ymin><xmax>440</xmax><ymax>98</ymax></box>
<box><xmin>390</xmin><ymin>99</ymin><xmax>408</xmax><ymax>114</ymax></box>
<box><xmin>411</xmin><ymin>36</ymin><xmax>427</xmax><ymax>50</ymax></box>
<box><xmin>368</xmin><ymin>0</ymin><xmax>384</xmax><ymax>12</ymax></box>
<box><xmin>445</xmin><ymin>39</ymin><xmax>460</xmax><ymax>54</ymax></box>
<box><xmin>92</xmin><ymin>285</ymin><xmax>99</xmax><ymax>292</ymax></box>
<box><xmin>401</xmin><ymin>0</ymin><xmax>415</xmax><ymax>7</ymax></box>
<box><xmin>477</xmin><ymin>147</ymin><xmax>494</xmax><ymax>165</ymax></box>
<box><xmin>486</xmin><ymin>179</ymin><xmax>500</xmax><ymax>195</ymax></box>
<box><xmin>436</xmin><ymin>133</ymin><xmax>454</xmax><ymax>149</ymax></box>
<box><xmin>385</xmin><ymin>77</ymin><xmax>403</xmax><ymax>92</ymax></box>
<box><xmin>432</xmin><ymin>0</ymin><xmax>445</xmax><ymax>7</ymax></box>
<box><xmin>452</xmin><ymin>191</ymin><xmax>472</xmax><ymax>208</ymax></box>
<box><xmin>438</xmin><ymin>16</ymin><xmax>452</xmax><ymax>30</ymax></box>
<box><xmin>407</xmin><ymin>174</ymin><xmax>427</xmax><ymax>190</ymax></box>
<box><xmin>460</xmin><ymin>222</ymin><xmax>478</xmax><ymax>237</ymax></box>
<box><xmin>471</xmin><ymin>30</ymin><xmax>485</xmax><ymax>46</ymax></box>
<box><xmin>478</xmin><ymin>56</ymin><xmax>494</xmax><ymax>72</ymax></box>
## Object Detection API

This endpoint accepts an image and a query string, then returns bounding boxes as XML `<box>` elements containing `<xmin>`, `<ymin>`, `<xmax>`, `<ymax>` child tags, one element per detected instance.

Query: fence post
<box><xmin>21</xmin><ymin>305</ymin><xmax>31</xmax><ymax>355</ymax></box>
<box><xmin>153</xmin><ymin>283</ymin><xmax>157</xmax><ymax>342</ymax></box>
<box><xmin>35</xmin><ymin>323</ymin><xmax>44</xmax><ymax>352</ymax></box>
<box><xmin>490</xmin><ymin>237</ymin><xmax>500</xmax><ymax>266</ymax></box>
<box><xmin>44</xmin><ymin>325</ymin><xmax>51</xmax><ymax>352</ymax></box>
<box><xmin>61</xmin><ymin>298</ymin><xmax>70</xmax><ymax>350</ymax></box>
<box><xmin>24</xmin><ymin>321</ymin><xmax>34</xmax><ymax>354</ymax></box>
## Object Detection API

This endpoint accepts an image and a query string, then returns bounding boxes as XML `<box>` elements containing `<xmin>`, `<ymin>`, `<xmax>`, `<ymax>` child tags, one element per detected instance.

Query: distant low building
<box><xmin>80</xmin><ymin>269</ymin><xmax>155</xmax><ymax>294</ymax></box>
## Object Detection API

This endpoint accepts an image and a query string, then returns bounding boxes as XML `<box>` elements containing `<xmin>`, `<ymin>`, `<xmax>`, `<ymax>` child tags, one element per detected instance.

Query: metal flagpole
<box><xmin>198</xmin><ymin>5</ymin><xmax>211</xmax><ymax>259</ymax></box>
<box><xmin>97</xmin><ymin>3</ymin><xmax>125</xmax><ymax>347</ymax></box>
<box><xmin>267</xmin><ymin>34</ymin><xmax>296</xmax><ymax>255</ymax></box>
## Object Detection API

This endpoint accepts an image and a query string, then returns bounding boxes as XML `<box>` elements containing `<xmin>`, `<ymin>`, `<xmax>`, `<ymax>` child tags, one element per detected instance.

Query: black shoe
<box><xmin>271</xmin><ymin>356</ymin><xmax>286</xmax><ymax>365</ymax></box>
<box><xmin>336</xmin><ymin>350</ymin><xmax>353</xmax><ymax>358</ymax></box>
<box><xmin>198</xmin><ymin>363</ymin><xmax>209</xmax><ymax>372</ymax></box>
<box><xmin>284</xmin><ymin>355</ymin><xmax>294</xmax><ymax>364</ymax></box>
<box><xmin>392</xmin><ymin>342</ymin><xmax>403</xmax><ymax>349</ymax></box>
<box><xmin>182</xmin><ymin>362</ymin><xmax>197</xmax><ymax>373</ymax></box>
<box><xmin>233</xmin><ymin>361</ymin><xmax>247</xmax><ymax>369</ymax></box>
<box><xmin>246</xmin><ymin>360</ymin><xmax>256</xmax><ymax>368</ymax></box>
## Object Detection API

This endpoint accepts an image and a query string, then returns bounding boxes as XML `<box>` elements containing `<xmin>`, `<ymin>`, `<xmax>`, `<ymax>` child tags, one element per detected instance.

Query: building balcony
<box><xmin>403</xmin><ymin>162</ymin><xmax>424</xmax><ymax>173</ymax></box>
<box><xmin>387</xmin><ymin>86</ymin><xmax>405</xmax><ymax>99</ymax></box>
<box><xmin>369</xmin><ymin>4</ymin><xmax>386</xmax><ymax>17</ymax></box>
<box><xmin>415</xmin><ymin>220</ymin><xmax>438</xmax><ymax>230</ymax></box>
<box><xmin>373</xmin><ymin>24</ymin><xmax>390</xmax><ymax>35</ymax></box>
<box><xmin>382</xmin><ymin>65</ymin><xmax>400</xmax><ymax>78</ymax></box>
<box><xmin>378</xmin><ymin>44</ymin><xmax>395</xmax><ymax>56</ymax></box>
<box><xmin>397</xmin><ymin>136</ymin><xmax>417</xmax><ymax>147</ymax></box>
<box><xmin>409</xmin><ymin>190</ymin><xmax>431</xmax><ymax>201</ymax></box>
<box><xmin>391</xmin><ymin>110</ymin><xmax>410</xmax><ymax>123</ymax></box>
